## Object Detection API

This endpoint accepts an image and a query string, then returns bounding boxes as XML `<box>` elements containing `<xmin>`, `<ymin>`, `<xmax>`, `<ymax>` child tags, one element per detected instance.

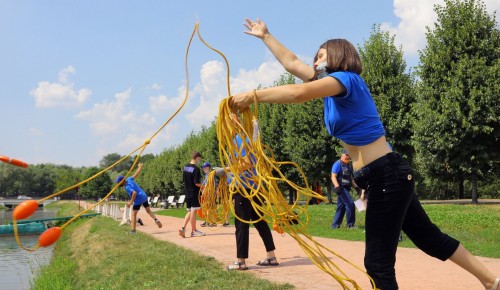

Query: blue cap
<box><xmin>341</xmin><ymin>149</ymin><xmax>348</xmax><ymax>154</ymax></box>
<box><xmin>115</xmin><ymin>175</ymin><xmax>124</xmax><ymax>183</ymax></box>
<box><xmin>201</xmin><ymin>162</ymin><xmax>211</xmax><ymax>168</ymax></box>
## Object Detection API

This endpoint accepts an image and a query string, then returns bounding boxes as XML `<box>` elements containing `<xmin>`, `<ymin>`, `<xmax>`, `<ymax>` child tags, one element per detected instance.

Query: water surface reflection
<box><xmin>0</xmin><ymin>209</ymin><xmax>56</xmax><ymax>290</ymax></box>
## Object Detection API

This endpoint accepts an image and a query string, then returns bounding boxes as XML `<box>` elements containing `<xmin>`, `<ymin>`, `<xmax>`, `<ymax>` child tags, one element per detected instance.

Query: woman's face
<box><xmin>314</xmin><ymin>48</ymin><xmax>328</xmax><ymax>69</ymax></box>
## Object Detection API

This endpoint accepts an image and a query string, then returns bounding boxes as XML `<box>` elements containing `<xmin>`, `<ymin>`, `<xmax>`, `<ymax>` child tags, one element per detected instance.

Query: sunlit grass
<box><xmin>34</xmin><ymin>202</ymin><xmax>293</xmax><ymax>290</ymax></box>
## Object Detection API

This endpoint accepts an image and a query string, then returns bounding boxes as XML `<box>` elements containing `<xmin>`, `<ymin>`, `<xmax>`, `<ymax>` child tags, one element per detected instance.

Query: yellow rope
<box><xmin>199</xmin><ymin>171</ymin><xmax>231</xmax><ymax>226</ymax></box>
<box><xmin>217</xmin><ymin>99</ymin><xmax>376</xmax><ymax>289</ymax></box>
<box><xmin>200</xmin><ymin>28</ymin><xmax>376</xmax><ymax>289</ymax></box>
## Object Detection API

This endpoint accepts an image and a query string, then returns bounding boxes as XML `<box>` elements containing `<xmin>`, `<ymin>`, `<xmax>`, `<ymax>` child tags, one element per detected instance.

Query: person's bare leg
<box><xmin>131</xmin><ymin>210</ymin><xmax>138</xmax><ymax>231</ymax></box>
<box><xmin>190</xmin><ymin>209</ymin><xmax>197</xmax><ymax>232</ymax></box>
<box><xmin>145</xmin><ymin>206</ymin><xmax>157</xmax><ymax>220</ymax></box>
<box><xmin>267</xmin><ymin>250</ymin><xmax>276</xmax><ymax>259</ymax></box>
<box><xmin>449</xmin><ymin>244</ymin><xmax>499</xmax><ymax>289</ymax></box>
<box><xmin>182</xmin><ymin>210</ymin><xmax>190</xmax><ymax>228</ymax></box>
<box><xmin>145</xmin><ymin>207</ymin><xmax>162</xmax><ymax>228</ymax></box>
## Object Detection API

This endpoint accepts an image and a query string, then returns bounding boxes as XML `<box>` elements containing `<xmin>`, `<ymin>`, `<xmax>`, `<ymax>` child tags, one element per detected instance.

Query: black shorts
<box><xmin>133</xmin><ymin>201</ymin><xmax>150</xmax><ymax>211</ymax></box>
<box><xmin>186</xmin><ymin>197</ymin><xmax>200</xmax><ymax>210</ymax></box>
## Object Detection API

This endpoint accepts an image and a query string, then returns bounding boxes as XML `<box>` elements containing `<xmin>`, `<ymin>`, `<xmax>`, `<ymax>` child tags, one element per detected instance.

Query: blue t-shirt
<box><xmin>124</xmin><ymin>177</ymin><xmax>148</xmax><ymax>205</ymax></box>
<box><xmin>227</xmin><ymin>135</ymin><xmax>257</xmax><ymax>189</ymax></box>
<box><xmin>331</xmin><ymin>160</ymin><xmax>353</xmax><ymax>189</ymax></box>
<box><xmin>323</xmin><ymin>71</ymin><xmax>385</xmax><ymax>145</ymax></box>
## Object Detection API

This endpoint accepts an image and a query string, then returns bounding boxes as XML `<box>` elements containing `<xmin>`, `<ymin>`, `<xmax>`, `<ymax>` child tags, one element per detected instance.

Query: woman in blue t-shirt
<box><xmin>229</xmin><ymin>18</ymin><xmax>499</xmax><ymax>290</ymax></box>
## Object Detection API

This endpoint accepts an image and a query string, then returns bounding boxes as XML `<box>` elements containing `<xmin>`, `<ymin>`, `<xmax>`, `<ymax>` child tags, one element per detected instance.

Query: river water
<box><xmin>0</xmin><ymin>209</ymin><xmax>56</xmax><ymax>290</ymax></box>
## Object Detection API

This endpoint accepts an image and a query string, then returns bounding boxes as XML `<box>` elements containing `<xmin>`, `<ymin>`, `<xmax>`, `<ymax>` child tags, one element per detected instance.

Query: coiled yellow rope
<box><xmin>216</xmin><ymin>99</ymin><xmax>376</xmax><ymax>289</ymax></box>
<box><xmin>199</xmin><ymin>171</ymin><xmax>231</xmax><ymax>226</ymax></box>
<box><xmin>195</xmin><ymin>25</ymin><xmax>376</xmax><ymax>289</ymax></box>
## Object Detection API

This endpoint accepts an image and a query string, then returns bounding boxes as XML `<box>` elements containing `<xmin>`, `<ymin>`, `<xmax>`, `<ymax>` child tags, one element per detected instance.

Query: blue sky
<box><xmin>1</xmin><ymin>0</ymin><xmax>498</xmax><ymax>167</ymax></box>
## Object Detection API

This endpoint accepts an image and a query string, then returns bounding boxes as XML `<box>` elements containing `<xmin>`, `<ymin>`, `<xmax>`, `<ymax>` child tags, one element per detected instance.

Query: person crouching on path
<box><xmin>115</xmin><ymin>163</ymin><xmax>162</xmax><ymax>234</ymax></box>
<box><xmin>179</xmin><ymin>151</ymin><xmax>206</xmax><ymax>238</ymax></box>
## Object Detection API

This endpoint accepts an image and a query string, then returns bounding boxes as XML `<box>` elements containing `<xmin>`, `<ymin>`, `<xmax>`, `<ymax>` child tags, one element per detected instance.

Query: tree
<box><xmin>29</xmin><ymin>164</ymin><xmax>57</xmax><ymax>198</ymax></box>
<box><xmin>79</xmin><ymin>167</ymin><xmax>113</xmax><ymax>200</ymax></box>
<box><xmin>283</xmin><ymin>99</ymin><xmax>336</xmax><ymax>188</ymax></box>
<box><xmin>413</xmin><ymin>0</ymin><xmax>500</xmax><ymax>202</ymax></box>
<box><xmin>99</xmin><ymin>153</ymin><xmax>133</xmax><ymax>173</ymax></box>
<box><xmin>358</xmin><ymin>25</ymin><xmax>416</xmax><ymax>162</ymax></box>
<box><xmin>53</xmin><ymin>165</ymin><xmax>84</xmax><ymax>199</ymax></box>
<box><xmin>255</xmin><ymin>73</ymin><xmax>337</xmax><ymax>203</ymax></box>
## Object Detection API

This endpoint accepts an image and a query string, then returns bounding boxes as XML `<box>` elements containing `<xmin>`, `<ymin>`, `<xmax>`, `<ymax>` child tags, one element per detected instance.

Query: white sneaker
<box><xmin>190</xmin><ymin>230</ymin><xmax>206</xmax><ymax>237</ymax></box>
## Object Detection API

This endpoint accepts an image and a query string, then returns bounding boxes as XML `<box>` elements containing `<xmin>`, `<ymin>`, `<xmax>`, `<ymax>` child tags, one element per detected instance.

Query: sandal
<box><xmin>256</xmin><ymin>257</ymin><xmax>279</xmax><ymax>266</ymax></box>
<box><xmin>486</xmin><ymin>277</ymin><xmax>500</xmax><ymax>290</ymax></box>
<box><xmin>226</xmin><ymin>262</ymin><xmax>248</xmax><ymax>271</ymax></box>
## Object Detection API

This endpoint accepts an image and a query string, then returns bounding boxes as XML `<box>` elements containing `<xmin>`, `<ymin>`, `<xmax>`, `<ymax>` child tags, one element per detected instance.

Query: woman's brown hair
<box><xmin>314</xmin><ymin>39</ymin><xmax>363</xmax><ymax>75</ymax></box>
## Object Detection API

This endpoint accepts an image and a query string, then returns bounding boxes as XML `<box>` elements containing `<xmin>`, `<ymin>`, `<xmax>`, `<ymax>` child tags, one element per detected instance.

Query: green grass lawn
<box><xmin>157</xmin><ymin>202</ymin><xmax>500</xmax><ymax>258</ymax></box>
<box><xmin>34</xmin><ymin>202</ymin><xmax>293</xmax><ymax>290</ymax></box>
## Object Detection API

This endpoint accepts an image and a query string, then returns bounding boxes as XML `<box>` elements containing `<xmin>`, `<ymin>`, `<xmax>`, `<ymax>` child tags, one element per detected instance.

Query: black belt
<box><xmin>353</xmin><ymin>152</ymin><xmax>399</xmax><ymax>179</ymax></box>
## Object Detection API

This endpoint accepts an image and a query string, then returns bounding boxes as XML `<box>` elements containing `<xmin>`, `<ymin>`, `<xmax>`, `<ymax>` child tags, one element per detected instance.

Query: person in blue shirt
<box><xmin>330</xmin><ymin>149</ymin><xmax>357</xmax><ymax>229</ymax></box>
<box><xmin>115</xmin><ymin>163</ymin><xmax>162</xmax><ymax>234</ymax></box>
<box><xmin>229</xmin><ymin>18</ymin><xmax>499</xmax><ymax>290</ymax></box>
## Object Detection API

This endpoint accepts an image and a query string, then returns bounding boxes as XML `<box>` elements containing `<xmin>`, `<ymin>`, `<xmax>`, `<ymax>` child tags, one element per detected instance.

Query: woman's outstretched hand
<box><xmin>243</xmin><ymin>18</ymin><xmax>269</xmax><ymax>39</ymax></box>
<box><xmin>229</xmin><ymin>91</ymin><xmax>253</xmax><ymax>112</ymax></box>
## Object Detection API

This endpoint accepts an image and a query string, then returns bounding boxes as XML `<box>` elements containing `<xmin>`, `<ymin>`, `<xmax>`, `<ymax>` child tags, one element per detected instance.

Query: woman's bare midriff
<box><xmin>341</xmin><ymin>136</ymin><xmax>392</xmax><ymax>171</ymax></box>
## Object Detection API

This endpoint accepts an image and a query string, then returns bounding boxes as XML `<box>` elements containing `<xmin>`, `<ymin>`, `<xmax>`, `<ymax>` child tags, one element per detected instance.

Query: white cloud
<box><xmin>76</xmin><ymin>88</ymin><xmax>154</xmax><ymax>136</ymax></box>
<box><xmin>150</xmin><ymin>83</ymin><xmax>162</xmax><ymax>90</ymax></box>
<box><xmin>29</xmin><ymin>128</ymin><xmax>44</xmax><ymax>136</ymax></box>
<box><xmin>148</xmin><ymin>85</ymin><xmax>187</xmax><ymax>114</ymax></box>
<box><xmin>382</xmin><ymin>0</ymin><xmax>500</xmax><ymax>56</ymax></box>
<box><xmin>74</xmin><ymin>58</ymin><xmax>286</xmax><ymax>163</ymax></box>
<box><xmin>116</xmin><ymin>124</ymin><xmax>178</xmax><ymax>153</ymax></box>
<box><xmin>185</xmin><ymin>59</ymin><xmax>286</xmax><ymax>128</ymax></box>
<box><xmin>31</xmin><ymin>65</ymin><xmax>91</xmax><ymax>108</ymax></box>
<box><xmin>75</xmin><ymin>87</ymin><xmax>176</xmax><ymax>161</ymax></box>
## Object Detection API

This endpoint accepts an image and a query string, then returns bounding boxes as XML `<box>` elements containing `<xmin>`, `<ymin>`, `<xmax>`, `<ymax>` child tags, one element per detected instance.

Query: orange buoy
<box><xmin>13</xmin><ymin>200</ymin><xmax>39</xmax><ymax>220</ymax></box>
<box><xmin>0</xmin><ymin>155</ymin><xmax>28</xmax><ymax>168</ymax></box>
<box><xmin>39</xmin><ymin>227</ymin><xmax>62</xmax><ymax>247</ymax></box>
<box><xmin>197</xmin><ymin>208</ymin><xmax>204</xmax><ymax>218</ymax></box>
<box><xmin>273</xmin><ymin>223</ymin><xmax>284</xmax><ymax>234</ymax></box>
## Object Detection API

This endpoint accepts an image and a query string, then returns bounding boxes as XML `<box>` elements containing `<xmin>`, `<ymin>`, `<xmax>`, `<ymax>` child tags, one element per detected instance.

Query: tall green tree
<box><xmin>79</xmin><ymin>167</ymin><xmax>113</xmax><ymax>200</ymax></box>
<box><xmin>53</xmin><ymin>165</ymin><xmax>83</xmax><ymax>199</ymax></box>
<box><xmin>99</xmin><ymin>153</ymin><xmax>133</xmax><ymax>173</ymax></box>
<box><xmin>358</xmin><ymin>25</ymin><xmax>416</xmax><ymax>161</ymax></box>
<box><xmin>283</xmin><ymin>99</ymin><xmax>336</xmax><ymax>187</ymax></box>
<box><xmin>413</xmin><ymin>0</ymin><xmax>500</xmax><ymax>202</ymax></box>
<box><xmin>29</xmin><ymin>164</ymin><xmax>57</xmax><ymax>198</ymax></box>
<box><xmin>257</xmin><ymin>74</ymin><xmax>294</xmax><ymax>163</ymax></box>
<box><xmin>255</xmin><ymin>73</ymin><xmax>336</xmax><ymax>202</ymax></box>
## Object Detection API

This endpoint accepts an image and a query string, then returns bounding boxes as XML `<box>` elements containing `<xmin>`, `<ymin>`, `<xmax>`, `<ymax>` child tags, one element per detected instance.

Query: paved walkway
<box><xmin>132</xmin><ymin>210</ymin><xmax>500</xmax><ymax>290</ymax></box>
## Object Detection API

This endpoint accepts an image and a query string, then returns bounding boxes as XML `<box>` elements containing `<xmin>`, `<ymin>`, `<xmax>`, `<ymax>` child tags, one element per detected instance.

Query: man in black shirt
<box><xmin>179</xmin><ymin>151</ymin><xmax>206</xmax><ymax>238</ymax></box>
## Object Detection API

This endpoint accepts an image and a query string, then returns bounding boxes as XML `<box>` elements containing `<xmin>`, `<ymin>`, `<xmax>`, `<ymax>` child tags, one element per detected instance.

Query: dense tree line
<box><xmin>0</xmin><ymin>0</ymin><xmax>498</xmax><ymax>203</ymax></box>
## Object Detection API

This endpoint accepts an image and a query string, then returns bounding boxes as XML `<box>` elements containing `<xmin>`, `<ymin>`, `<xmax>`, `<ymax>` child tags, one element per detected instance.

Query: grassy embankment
<box><xmin>33</xmin><ymin>201</ymin><xmax>293</xmax><ymax>290</ymax></box>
